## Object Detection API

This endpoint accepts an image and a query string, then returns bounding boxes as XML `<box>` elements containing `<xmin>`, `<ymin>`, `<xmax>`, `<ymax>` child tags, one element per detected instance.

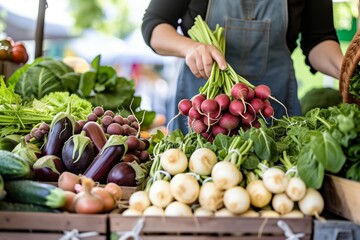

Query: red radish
<box><xmin>201</xmin><ymin>99</ymin><xmax>220</xmax><ymax>114</ymax></box>
<box><xmin>202</xmin><ymin>114</ymin><xmax>219</xmax><ymax>127</ymax></box>
<box><xmin>215</xmin><ymin>94</ymin><xmax>231</xmax><ymax>112</ymax></box>
<box><xmin>188</xmin><ymin>107</ymin><xmax>202</xmax><ymax>120</ymax></box>
<box><xmin>241</xmin><ymin>111</ymin><xmax>256</xmax><ymax>127</ymax></box>
<box><xmin>191</xmin><ymin>119</ymin><xmax>207</xmax><ymax>133</ymax></box>
<box><xmin>231</xmin><ymin>83</ymin><xmax>249</xmax><ymax>101</ymax></box>
<box><xmin>212</xmin><ymin>123</ymin><xmax>229</xmax><ymax>136</ymax></box>
<box><xmin>246</xmin><ymin>87</ymin><xmax>255</xmax><ymax>101</ymax></box>
<box><xmin>248</xmin><ymin>98</ymin><xmax>264</xmax><ymax>114</ymax></box>
<box><xmin>191</xmin><ymin>94</ymin><xmax>206</xmax><ymax>112</ymax></box>
<box><xmin>178</xmin><ymin>99</ymin><xmax>192</xmax><ymax>116</ymax></box>
<box><xmin>219</xmin><ymin>112</ymin><xmax>240</xmax><ymax>130</ymax></box>
<box><xmin>255</xmin><ymin>84</ymin><xmax>288</xmax><ymax>117</ymax></box>
<box><xmin>229</xmin><ymin>99</ymin><xmax>245</xmax><ymax>117</ymax></box>
<box><xmin>262</xmin><ymin>105</ymin><xmax>274</xmax><ymax>118</ymax></box>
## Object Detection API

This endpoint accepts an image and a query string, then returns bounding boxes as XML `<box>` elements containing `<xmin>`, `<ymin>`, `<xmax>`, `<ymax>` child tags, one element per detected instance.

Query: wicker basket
<box><xmin>340</xmin><ymin>29</ymin><xmax>360</xmax><ymax>105</ymax></box>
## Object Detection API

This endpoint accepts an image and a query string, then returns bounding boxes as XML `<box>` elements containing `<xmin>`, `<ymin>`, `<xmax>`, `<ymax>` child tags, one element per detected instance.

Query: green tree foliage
<box><xmin>69</xmin><ymin>0</ymin><xmax>137</xmax><ymax>38</ymax></box>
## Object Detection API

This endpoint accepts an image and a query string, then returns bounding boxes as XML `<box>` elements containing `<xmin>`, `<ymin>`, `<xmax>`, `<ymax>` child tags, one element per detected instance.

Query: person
<box><xmin>141</xmin><ymin>0</ymin><xmax>344</xmax><ymax>134</ymax></box>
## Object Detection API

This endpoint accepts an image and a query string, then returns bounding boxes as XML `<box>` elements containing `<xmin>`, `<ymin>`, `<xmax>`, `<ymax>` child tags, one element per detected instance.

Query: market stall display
<box><xmin>0</xmin><ymin>14</ymin><xmax>359</xmax><ymax>240</ymax></box>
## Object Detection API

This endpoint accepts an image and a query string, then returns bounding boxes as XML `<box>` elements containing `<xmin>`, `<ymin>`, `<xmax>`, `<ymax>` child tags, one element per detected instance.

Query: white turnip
<box><xmin>214</xmin><ymin>208</ymin><xmax>234</xmax><ymax>217</ymax></box>
<box><xmin>246</xmin><ymin>179</ymin><xmax>272</xmax><ymax>208</ymax></box>
<box><xmin>148</xmin><ymin>179</ymin><xmax>173</xmax><ymax>208</ymax></box>
<box><xmin>271</xmin><ymin>193</ymin><xmax>294</xmax><ymax>215</ymax></box>
<box><xmin>194</xmin><ymin>207</ymin><xmax>214</xmax><ymax>217</ymax></box>
<box><xmin>160</xmin><ymin>148</ymin><xmax>188</xmax><ymax>175</ymax></box>
<box><xmin>262</xmin><ymin>167</ymin><xmax>288</xmax><ymax>194</ymax></box>
<box><xmin>211</xmin><ymin>161</ymin><xmax>242</xmax><ymax>190</ymax></box>
<box><xmin>128</xmin><ymin>190</ymin><xmax>151</xmax><ymax>213</ymax></box>
<box><xmin>164</xmin><ymin>201</ymin><xmax>193</xmax><ymax>216</ymax></box>
<box><xmin>223</xmin><ymin>186</ymin><xmax>250</xmax><ymax>214</ymax></box>
<box><xmin>285</xmin><ymin>177</ymin><xmax>306</xmax><ymax>201</ymax></box>
<box><xmin>170</xmin><ymin>173</ymin><xmax>200</xmax><ymax>204</ymax></box>
<box><xmin>189</xmin><ymin>148</ymin><xmax>218</xmax><ymax>176</ymax></box>
<box><xmin>143</xmin><ymin>205</ymin><xmax>165</xmax><ymax>216</ymax></box>
<box><xmin>198</xmin><ymin>181</ymin><xmax>224</xmax><ymax>211</ymax></box>
<box><xmin>298</xmin><ymin>188</ymin><xmax>324</xmax><ymax>216</ymax></box>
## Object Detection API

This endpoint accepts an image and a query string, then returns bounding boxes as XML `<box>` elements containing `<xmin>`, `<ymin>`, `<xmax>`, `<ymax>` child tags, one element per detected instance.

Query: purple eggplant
<box><xmin>61</xmin><ymin>131</ymin><xmax>95</xmax><ymax>174</ymax></box>
<box><xmin>107</xmin><ymin>161</ymin><xmax>149</xmax><ymax>187</ymax></box>
<box><xmin>83</xmin><ymin>135</ymin><xmax>128</xmax><ymax>184</ymax></box>
<box><xmin>33</xmin><ymin>155</ymin><xmax>66</xmax><ymax>181</ymax></box>
<box><xmin>42</xmin><ymin>107</ymin><xmax>76</xmax><ymax>157</ymax></box>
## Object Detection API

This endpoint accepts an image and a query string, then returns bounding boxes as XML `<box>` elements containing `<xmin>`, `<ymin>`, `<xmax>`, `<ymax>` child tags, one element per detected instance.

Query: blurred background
<box><xmin>0</xmin><ymin>0</ymin><xmax>358</xmax><ymax>117</ymax></box>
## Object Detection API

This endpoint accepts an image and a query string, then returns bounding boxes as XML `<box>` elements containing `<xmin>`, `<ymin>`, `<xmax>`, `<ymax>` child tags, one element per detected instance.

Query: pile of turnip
<box><xmin>121</xmin><ymin>146</ymin><xmax>325</xmax><ymax>218</ymax></box>
<box><xmin>171</xmin><ymin>15</ymin><xmax>286</xmax><ymax>140</ymax></box>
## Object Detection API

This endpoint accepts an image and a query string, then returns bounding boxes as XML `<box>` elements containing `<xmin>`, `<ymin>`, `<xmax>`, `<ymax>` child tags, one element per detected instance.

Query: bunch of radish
<box><xmin>172</xmin><ymin>15</ymin><xmax>286</xmax><ymax>139</ymax></box>
<box><xmin>178</xmin><ymin>83</ymin><xmax>278</xmax><ymax>140</ymax></box>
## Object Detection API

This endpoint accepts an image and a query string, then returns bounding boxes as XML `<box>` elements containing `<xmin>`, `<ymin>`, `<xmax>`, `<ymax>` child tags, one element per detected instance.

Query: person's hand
<box><xmin>185</xmin><ymin>42</ymin><xmax>227</xmax><ymax>79</ymax></box>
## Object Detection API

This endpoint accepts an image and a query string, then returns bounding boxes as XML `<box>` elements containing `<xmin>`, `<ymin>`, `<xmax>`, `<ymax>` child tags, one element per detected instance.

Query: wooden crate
<box><xmin>0</xmin><ymin>212</ymin><xmax>107</xmax><ymax>240</ymax></box>
<box><xmin>321</xmin><ymin>174</ymin><xmax>360</xmax><ymax>225</ymax></box>
<box><xmin>109</xmin><ymin>215</ymin><xmax>313</xmax><ymax>240</ymax></box>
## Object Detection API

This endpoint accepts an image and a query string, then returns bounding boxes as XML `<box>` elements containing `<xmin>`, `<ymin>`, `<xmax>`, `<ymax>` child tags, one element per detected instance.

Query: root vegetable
<box><xmin>223</xmin><ymin>186</ymin><xmax>250</xmax><ymax>214</ymax></box>
<box><xmin>143</xmin><ymin>205</ymin><xmax>165</xmax><ymax>216</ymax></box>
<box><xmin>170</xmin><ymin>173</ymin><xmax>200</xmax><ymax>204</ymax></box>
<box><xmin>189</xmin><ymin>148</ymin><xmax>218</xmax><ymax>176</ymax></box>
<box><xmin>271</xmin><ymin>193</ymin><xmax>294</xmax><ymax>215</ymax></box>
<box><xmin>259</xmin><ymin>210</ymin><xmax>280</xmax><ymax>218</ymax></box>
<box><xmin>73</xmin><ymin>177</ymin><xmax>104</xmax><ymax>214</ymax></box>
<box><xmin>164</xmin><ymin>201</ymin><xmax>193</xmax><ymax>216</ymax></box>
<box><xmin>285</xmin><ymin>177</ymin><xmax>307</xmax><ymax>201</ymax></box>
<box><xmin>104</xmin><ymin>182</ymin><xmax>123</xmax><ymax>201</ymax></box>
<box><xmin>211</xmin><ymin>161</ymin><xmax>242</xmax><ymax>190</ymax></box>
<box><xmin>198</xmin><ymin>181</ymin><xmax>224</xmax><ymax>211</ymax></box>
<box><xmin>122</xmin><ymin>208</ymin><xmax>142</xmax><ymax>216</ymax></box>
<box><xmin>148</xmin><ymin>179</ymin><xmax>173</xmax><ymax>208</ymax></box>
<box><xmin>262</xmin><ymin>167</ymin><xmax>288</xmax><ymax>194</ymax></box>
<box><xmin>246</xmin><ymin>179</ymin><xmax>272</xmax><ymax>208</ymax></box>
<box><xmin>239</xmin><ymin>209</ymin><xmax>260</xmax><ymax>217</ymax></box>
<box><xmin>215</xmin><ymin>208</ymin><xmax>234</xmax><ymax>217</ymax></box>
<box><xmin>194</xmin><ymin>207</ymin><xmax>214</xmax><ymax>217</ymax></box>
<box><xmin>160</xmin><ymin>148</ymin><xmax>188</xmax><ymax>175</ymax></box>
<box><xmin>281</xmin><ymin>209</ymin><xmax>304</xmax><ymax>218</ymax></box>
<box><xmin>58</xmin><ymin>171</ymin><xmax>81</xmax><ymax>192</ymax></box>
<box><xmin>298</xmin><ymin>188</ymin><xmax>324</xmax><ymax>216</ymax></box>
<box><xmin>128</xmin><ymin>190</ymin><xmax>151</xmax><ymax>213</ymax></box>
<box><xmin>92</xmin><ymin>186</ymin><xmax>116</xmax><ymax>213</ymax></box>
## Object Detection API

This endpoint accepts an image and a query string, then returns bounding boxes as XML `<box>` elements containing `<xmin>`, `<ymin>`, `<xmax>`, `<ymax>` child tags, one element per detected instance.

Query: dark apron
<box><xmin>167</xmin><ymin>0</ymin><xmax>301</xmax><ymax>134</ymax></box>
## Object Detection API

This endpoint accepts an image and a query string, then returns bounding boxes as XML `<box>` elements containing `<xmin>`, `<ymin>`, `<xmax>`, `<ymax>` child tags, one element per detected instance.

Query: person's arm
<box><xmin>150</xmin><ymin>23</ymin><xmax>227</xmax><ymax>79</ymax></box>
<box><xmin>308</xmin><ymin>40</ymin><xmax>343</xmax><ymax>79</ymax></box>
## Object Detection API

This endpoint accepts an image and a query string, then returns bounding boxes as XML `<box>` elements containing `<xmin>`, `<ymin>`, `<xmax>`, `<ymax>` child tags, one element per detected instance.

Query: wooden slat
<box><xmin>109</xmin><ymin>215</ymin><xmax>312</xmax><ymax>238</ymax></box>
<box><xmin>0</xmin><ymin>232</ymin><xmax>106</xmax><ymax>240</ymax></box>
<box><xmin>0</xmin><ymin>212</ymin><xmax>107</xmax><ymax>233</ymax></box>
<box><xmin>321</xmin><ymin>174</ymin><xmax>360</xmax><ymax>225</ymax></box>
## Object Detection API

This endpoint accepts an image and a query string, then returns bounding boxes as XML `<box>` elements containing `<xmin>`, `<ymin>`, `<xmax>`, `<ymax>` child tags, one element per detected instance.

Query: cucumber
<box><xmin>0</xmin><ymin>150</ymin><xmax>31</xmax><ymax>180</ymax></box>
<box><xmin>0</xmin><ymin>137</ymin><xmax>19</xmax><ymax>152</ymax></box>
<box><xmin>0</xmin><ymin>201</ymin><xmax>60</xmax><ymax>213</ymax></box>
<box><xmin>5</xmin><ymin>180</ymin><xmax>66</xmax><ymax>209</ymax></box>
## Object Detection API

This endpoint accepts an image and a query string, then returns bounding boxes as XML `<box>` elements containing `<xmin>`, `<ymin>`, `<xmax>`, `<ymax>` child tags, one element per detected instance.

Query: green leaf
<box><xmin>346</xmin><ymin>161</ymin><xmax>360</xmax><ymax>181</ymax></box>
<box><xmin>60</xmin><ymin>72</ymin><xmax>81</xmax><ymax>93</ymax></box>
<box><xmin>78</xmin><ymin>71</ymin><xmax>96</xmax><ymax>97</ymax></box>
<box><xmin>310</xmin><ymin>131</ymin><xmax>346</xmax><ymax>173</ymax></box>
<box><xmin>249</xmin><ymin>128</ymin><xmax>277</xmax><ymax>161</ymax></box>
<box><xmin>297</xmin><ymin>145</ymin><xmax>325</xmax><ymax>189</ymax></box>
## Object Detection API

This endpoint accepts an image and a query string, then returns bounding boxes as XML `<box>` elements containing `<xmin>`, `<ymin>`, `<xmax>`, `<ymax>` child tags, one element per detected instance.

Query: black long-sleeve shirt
<box><xmin>141</xmin><ymin>0</ymin><xmax>339</xmax><ymax>72</ymax></box>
